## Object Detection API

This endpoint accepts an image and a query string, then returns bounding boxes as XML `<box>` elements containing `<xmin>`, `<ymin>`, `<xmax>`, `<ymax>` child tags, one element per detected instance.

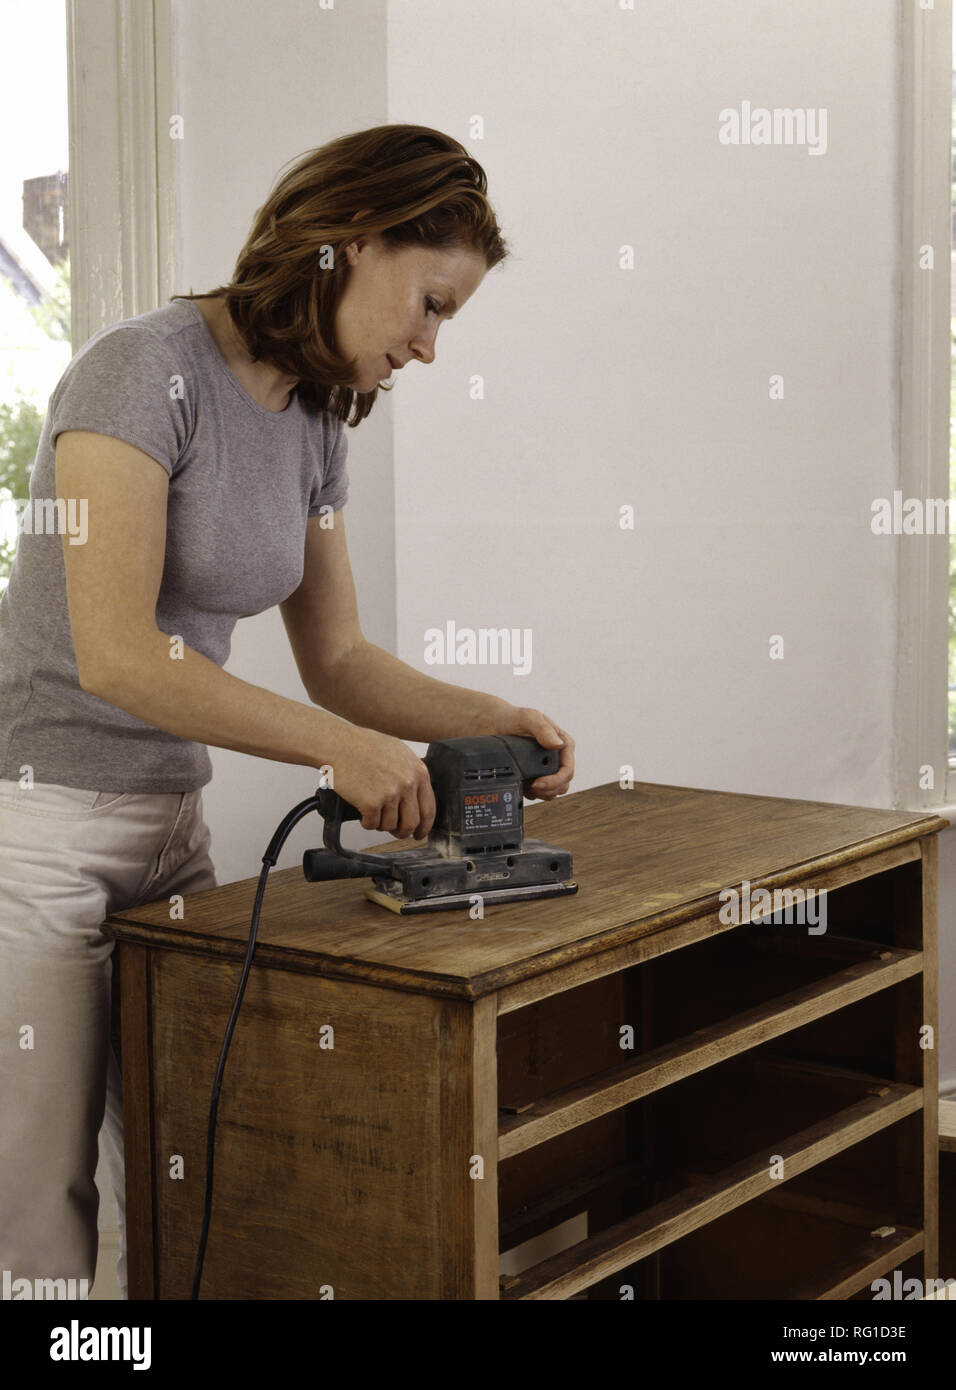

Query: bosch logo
<box><xmin>465</xmin><ymin>793</ymin><xmax>499</xmax><ymax>806</ymax></box>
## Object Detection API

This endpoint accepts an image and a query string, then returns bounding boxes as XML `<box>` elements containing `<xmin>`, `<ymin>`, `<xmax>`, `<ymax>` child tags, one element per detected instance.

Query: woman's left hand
<box><xmin>490</xmin><ymin>704</ymin><xmax>575</xmax><ymax>800</ymax></box>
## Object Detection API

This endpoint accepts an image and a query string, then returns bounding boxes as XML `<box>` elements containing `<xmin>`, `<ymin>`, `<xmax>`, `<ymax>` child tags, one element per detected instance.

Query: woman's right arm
<box><xmin>55</xmin><ymin>430</ymin><xmax>435</xmax><ymax>838</ymax></box>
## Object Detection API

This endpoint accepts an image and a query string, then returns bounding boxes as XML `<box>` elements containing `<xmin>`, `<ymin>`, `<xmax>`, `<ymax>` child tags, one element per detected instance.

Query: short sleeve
<box><xmin>308</xmin><ymin>417</ymin><xmax>350</xmax><ymax>515</ymax></box>
<box><xmin>49</xmin><ymin>323</ymin><xmax>190</xmax><ymax>478</ymax></box>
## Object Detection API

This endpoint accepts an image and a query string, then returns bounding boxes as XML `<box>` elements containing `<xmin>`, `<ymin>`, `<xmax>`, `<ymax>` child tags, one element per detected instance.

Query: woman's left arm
<box><xmin>280</xmin><ymin>512</ymin><xmax>575</xmax><ymax>800</ymax></box>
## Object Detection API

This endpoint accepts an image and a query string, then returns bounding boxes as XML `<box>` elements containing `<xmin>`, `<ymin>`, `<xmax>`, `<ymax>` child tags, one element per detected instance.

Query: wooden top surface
<box><xmin>101</xmin><ymin>780</ymin><xmax>948</xmax><ymax>998</ymax></box>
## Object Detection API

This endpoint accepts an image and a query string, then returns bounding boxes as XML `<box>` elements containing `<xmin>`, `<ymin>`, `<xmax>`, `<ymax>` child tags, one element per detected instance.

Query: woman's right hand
<box><xmin>326</xmin><ymin>724</ymin><xmax>436</xmax><ymax>840</ymax></box>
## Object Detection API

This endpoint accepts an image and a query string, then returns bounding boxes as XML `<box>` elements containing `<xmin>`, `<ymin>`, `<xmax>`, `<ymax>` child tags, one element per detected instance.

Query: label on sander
<box><xmin>460</xmin><ymin>787</ymin><xmax>519</xmax><ymax>833</ymax></box>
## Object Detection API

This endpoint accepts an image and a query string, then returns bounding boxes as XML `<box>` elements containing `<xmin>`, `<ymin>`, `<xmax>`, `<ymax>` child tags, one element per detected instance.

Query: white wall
<box><xmin>390</xmin><ymin>0</ymin><xmax>900</xmax><ymax>802</ymax></box>
<box><xmin>167</xmin><ymin>0</ymin><xmax>954</xmax><ymax>1087</ymax></box>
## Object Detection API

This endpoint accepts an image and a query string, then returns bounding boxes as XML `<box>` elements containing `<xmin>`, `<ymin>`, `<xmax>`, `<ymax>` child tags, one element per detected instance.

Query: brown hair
<box><xmin>174</xmin><ymin>124</ymin><xmax>509</xmax><ymax>426</ymax></box>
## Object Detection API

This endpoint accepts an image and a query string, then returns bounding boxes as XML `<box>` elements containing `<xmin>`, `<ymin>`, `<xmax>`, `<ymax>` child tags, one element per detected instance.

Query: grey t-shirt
<box><xmin>0</xmin><ymin>296</ymin><xmax>350</xmax><ymax>793</ymax></box>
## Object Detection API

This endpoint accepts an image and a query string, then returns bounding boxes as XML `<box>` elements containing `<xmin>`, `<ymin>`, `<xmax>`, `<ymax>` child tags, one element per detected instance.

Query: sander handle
<box><xmin>303</xmin><ymin>848</ymin><xmax>375</xmax><ymax>881</ymax></box>
<box><xmin>307</xmin><ymin>784</ymin><xmax>405</xmax><ymax>881</ymax></box>
<box><xmin>317</xmin><ymin>785</ymin><xmax>363</xmax><ymax>836</ymax></box>
<box><xmin>494</xmin><ymin>734</ymin><xmax>562</xmax><ymax>782</ymax></box>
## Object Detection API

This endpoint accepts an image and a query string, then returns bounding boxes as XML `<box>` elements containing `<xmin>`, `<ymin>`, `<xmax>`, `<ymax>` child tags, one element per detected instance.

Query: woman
<box><xmin>0</xmin><ymin>124</ymin><xmax>575</xmax><ymax>1300</ymax></box>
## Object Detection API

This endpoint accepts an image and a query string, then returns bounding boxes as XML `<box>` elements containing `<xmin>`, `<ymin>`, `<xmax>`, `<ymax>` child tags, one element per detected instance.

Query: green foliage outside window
<box><xmin>0</xmin><ymin>260</ymin><xmax>70</xmax><ymax>587</ymax></box>
<box><xmin>0</xmin><ymin>393</ymin><xmax>44</xmax><ymax>578</ymax></box>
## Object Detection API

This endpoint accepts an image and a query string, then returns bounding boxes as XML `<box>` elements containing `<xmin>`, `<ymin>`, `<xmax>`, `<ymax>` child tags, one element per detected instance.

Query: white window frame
<box><xmin>897</xmin><ymin>0</ymin><xmax>952</xmax><ymax>810</ymax></box>
<box><xmin>65</xmin><ymin>0</ymin><xmax>177</xmax><ymax>347</ymax></box>
<box><xmin>61</xmin><ymin>0</ymin><xmax>176</xmax><ymax>1259</ymax></box>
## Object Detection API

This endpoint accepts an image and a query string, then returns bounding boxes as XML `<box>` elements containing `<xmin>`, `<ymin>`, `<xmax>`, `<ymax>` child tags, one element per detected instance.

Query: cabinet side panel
<box><xmin>149</xmin><ymin>954</ymin><xmax>447</xmax><ymax>1298</ymax></box>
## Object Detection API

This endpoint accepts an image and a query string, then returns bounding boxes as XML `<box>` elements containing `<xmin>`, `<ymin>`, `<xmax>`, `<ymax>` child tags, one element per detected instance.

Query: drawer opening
<box><xmin>498</xmin><ymin>937</ymin><xmax>921</xmax><ymax>1160</ymax></box>
<box><xmin>578</xmin><ymin>1114</ymin><xmax>926</xmax><ymax>1300</ymax></box>
<box><xmin>498</xmin><ymin>1046</ymin><xmax>923</xmax><ymax>1299</ymax></box>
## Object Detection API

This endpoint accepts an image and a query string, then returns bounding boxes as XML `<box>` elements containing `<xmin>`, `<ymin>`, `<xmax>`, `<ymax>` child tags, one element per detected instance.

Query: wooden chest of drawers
<box><xmin>102</xmin><ymin>781</ymin><xmax>948</xmax><ymax>1299</ymax></box>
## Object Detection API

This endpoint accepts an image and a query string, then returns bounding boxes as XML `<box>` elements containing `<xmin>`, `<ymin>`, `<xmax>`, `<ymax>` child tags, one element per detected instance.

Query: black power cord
<box><xmin>190</xmin><ymin>792</ymin><xmax>322</xmax><ymax>1300</ymax></box>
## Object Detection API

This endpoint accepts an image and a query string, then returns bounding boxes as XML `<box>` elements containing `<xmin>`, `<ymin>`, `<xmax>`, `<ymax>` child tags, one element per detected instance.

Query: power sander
<box><xmin>302</xmin><ymin>734</ymin><xmax>578</xmax><ymax>913</ymax></box>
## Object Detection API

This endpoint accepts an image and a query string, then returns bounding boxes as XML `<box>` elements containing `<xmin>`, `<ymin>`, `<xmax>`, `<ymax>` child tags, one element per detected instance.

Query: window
<box><xmin>950</xmin><ymin>7</ymin><xmax>956</xmax><ymax>756</ymax></box>
<box><xmin>0</xmin><ymin>0</ymin><xmax>71</xmax><ymax>593</ymax></box>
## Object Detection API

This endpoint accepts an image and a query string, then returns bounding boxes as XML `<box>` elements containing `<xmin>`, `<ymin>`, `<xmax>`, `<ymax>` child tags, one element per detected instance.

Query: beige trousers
<box><xmin>0</xmin><ymin>779</ymin><xmax>216</xmax><ymax>1300</ymax></box>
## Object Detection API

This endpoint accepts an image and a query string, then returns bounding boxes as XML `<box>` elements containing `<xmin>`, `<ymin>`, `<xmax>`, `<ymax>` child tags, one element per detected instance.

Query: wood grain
<box><xmin>502</xmin><ymin>1084</ymin><xmax>921</xmax><ymax>1299</ymax></box>
<box><xmin>108</xmin><ymin>779</ymin><xmax>946</xmax><ymax>1300</ymax></box>
<box><xmin>102</xmin><ymin>781</ymin><xmax>948</xmax><ymax>1001</ymax></box>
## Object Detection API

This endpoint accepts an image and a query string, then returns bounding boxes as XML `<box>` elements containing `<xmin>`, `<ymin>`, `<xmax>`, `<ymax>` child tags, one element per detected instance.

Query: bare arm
<box><xmin>56</xmin><ymin>430</ymin><xmax>357</xmax><ymax>774</ymax></box>
<box><xmin>280</xmin><ymin>513</ymin><xmax>513</xmax><ymax>741</ymax></box>
<box><xmin>280</xmin><ymin>511</ymin><xmax>576</xmax><ymax>800</ymax></box>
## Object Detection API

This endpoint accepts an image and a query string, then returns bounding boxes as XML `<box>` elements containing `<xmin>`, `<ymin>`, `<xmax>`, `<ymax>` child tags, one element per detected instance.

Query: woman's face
<box><xmin>333</xmin><ymin>233</ymin><xmax>488</xmax><ymax>391</ymax></box>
